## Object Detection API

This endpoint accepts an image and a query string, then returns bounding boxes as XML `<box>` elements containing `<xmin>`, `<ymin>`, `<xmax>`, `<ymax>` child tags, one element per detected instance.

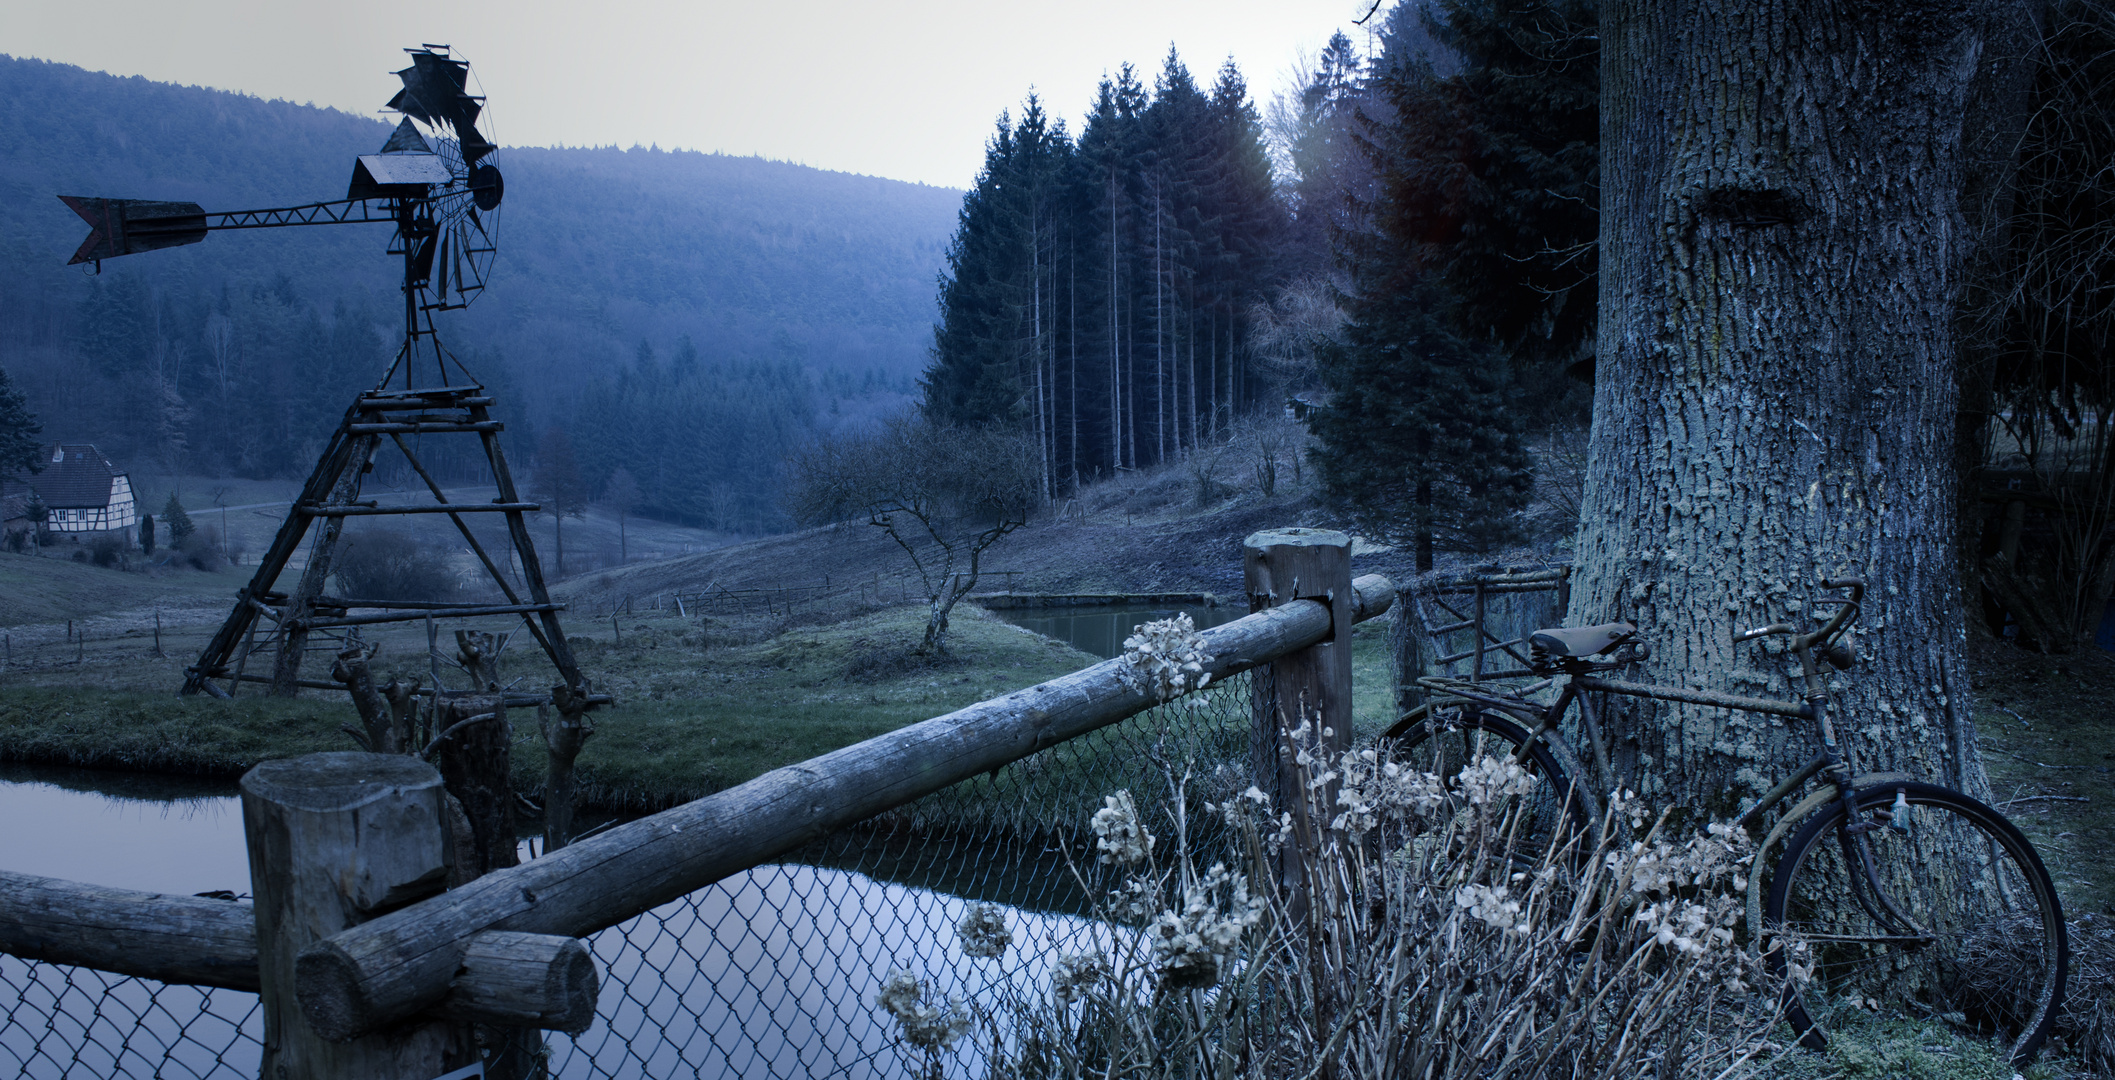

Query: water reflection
<box><xmin>0</xmin><ymin>766</ymin><xmax>1115</xmax><ymax>1079</ymax></box>
<box><xmin>0</xmin><ymin>762</ymin><xmax>249</xmax><ymax>896</ymax></box>
<box><xmin>990</xmin><ymin>603</ymin><xmax>1239</xmax><ymax>659</ymax></box>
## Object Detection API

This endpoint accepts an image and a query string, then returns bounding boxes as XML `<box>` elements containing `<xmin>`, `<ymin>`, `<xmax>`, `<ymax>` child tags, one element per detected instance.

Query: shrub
<box><xmin>88</xmin><ymin>534</ymin><xmax>125</xmax><ymax>568</ymax></box>
<box><xmin>332</xmin><ymin>527</ymin><xmax>458</xmax><ymax>602</ymax></box>
<box><xmin>179</xmin><ymin>526</ymin><xmax>224</xmax><ymax>571</ymax></box>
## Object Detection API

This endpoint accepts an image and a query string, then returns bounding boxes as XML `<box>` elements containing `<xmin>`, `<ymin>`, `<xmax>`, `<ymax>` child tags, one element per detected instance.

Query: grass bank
<box><xmin>0</xmin><ymin>598</ymin><xmax>1398</xmax><ymax>814</ymax></box>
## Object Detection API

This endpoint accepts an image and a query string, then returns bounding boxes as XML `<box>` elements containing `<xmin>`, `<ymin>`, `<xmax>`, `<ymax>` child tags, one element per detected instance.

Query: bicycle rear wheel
<box><xmin>1764</xmin><ymin>780</ymin><xmax>2068</xmax><ymax>1065</ymax></box>
<box><xmin>1385</xmin><ymin>709</ymin><xmax>1590</xmax><ymax>854</ymax></box>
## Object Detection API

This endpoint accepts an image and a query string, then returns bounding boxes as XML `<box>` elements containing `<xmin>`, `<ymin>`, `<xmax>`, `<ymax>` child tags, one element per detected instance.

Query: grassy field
<box><xmin>0</xmin><ymin>563</ymin><xmax>1402</xmax><ymax>815</ymax></box>
<box><xmin>1970</xmin><ymin>639</ymin><xmax>2115</xmax><ymax>919</ymax></box>
<box><xmin>0</xmin><ymin>550</ymin><xmax>252</xmax><ymax>627</ymax></box>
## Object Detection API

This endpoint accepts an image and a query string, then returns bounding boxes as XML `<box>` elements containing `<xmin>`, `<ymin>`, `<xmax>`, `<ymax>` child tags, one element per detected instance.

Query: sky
<box><xmin>3</xmin><ymin>0</ymin><xmax>1384</xmax><ymax>189</ymax></box>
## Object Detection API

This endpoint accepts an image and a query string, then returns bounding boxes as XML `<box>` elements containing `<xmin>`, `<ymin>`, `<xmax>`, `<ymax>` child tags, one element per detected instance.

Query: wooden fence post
<box><xmin>1243</xmin><ymin>528</ymin><xmax>1353</xmax><ymax>883</ymax></box>
<box><xmin>242</xmin><ymin>752</ymin><xmax>473</xmax><ymax>1079</ymax></box>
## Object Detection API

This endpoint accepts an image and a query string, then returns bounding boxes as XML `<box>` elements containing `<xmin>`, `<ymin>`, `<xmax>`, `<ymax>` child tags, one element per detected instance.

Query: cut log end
<box><xmin>446</xmin><ymin>931</ymin><xmax>599</xmax><ymax>1036</ymax></box>
<box><xmin>293</xmin><ymin>940</ymin><xmax>372</xmax><ymax>1043</ymax></box>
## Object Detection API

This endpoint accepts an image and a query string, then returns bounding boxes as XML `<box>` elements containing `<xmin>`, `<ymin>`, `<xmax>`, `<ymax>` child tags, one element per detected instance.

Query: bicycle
<box><xmin>1382</xmin><ymin>577</ymin><xmax>2070</xmax><ymax>1066</ymax></box>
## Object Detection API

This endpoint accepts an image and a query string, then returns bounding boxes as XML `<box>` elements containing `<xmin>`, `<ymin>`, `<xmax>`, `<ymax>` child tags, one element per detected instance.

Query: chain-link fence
<box><xmin>4</xmin><ymin>672</ymin><xmax>1263</xmax><ymax>1079</ymax></box>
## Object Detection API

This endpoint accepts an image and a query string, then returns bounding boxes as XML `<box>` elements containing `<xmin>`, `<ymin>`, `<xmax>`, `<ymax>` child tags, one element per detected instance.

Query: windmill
<box><xmin>62</xmin><ymin>46</ymin><xmax>595</xmax><ymax>704</ymax></box>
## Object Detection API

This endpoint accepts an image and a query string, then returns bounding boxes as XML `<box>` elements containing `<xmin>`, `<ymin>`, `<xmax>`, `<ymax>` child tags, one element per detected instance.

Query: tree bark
<box><xmin>434</xmin><ymin>696</ymin><xmax>518</xmax><ymax>877</ymax></box>
<box><xmin>1579</xmin><ymin>0</ymin><xmax>2025</xmax><ymax>814</ymax></box>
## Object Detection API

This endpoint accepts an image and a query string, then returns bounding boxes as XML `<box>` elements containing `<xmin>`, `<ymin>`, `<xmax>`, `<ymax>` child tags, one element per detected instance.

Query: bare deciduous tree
<box><xmin>790</xmin><ymin>416</ymin><xmax>1041</xmax><ymax>651</ymax></box>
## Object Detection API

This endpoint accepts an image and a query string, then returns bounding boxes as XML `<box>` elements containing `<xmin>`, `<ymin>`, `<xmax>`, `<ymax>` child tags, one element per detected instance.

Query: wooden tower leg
<box><xmin>184</xmin><ymin>414</ymin><xmax>371</xmax><ymax>696</ymax></box>
<box><xmin>271</xmin><ymin>433</ymin><xmax>381</xmax><ymax>696</ymax></box>
<box><xmin>475</xmin><ymin>407</ymin><xmax>585</xmax><ymax>690</ymax></box>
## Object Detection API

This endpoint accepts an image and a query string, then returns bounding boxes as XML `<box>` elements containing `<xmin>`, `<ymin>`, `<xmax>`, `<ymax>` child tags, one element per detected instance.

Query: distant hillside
<box><xmin>0</xmin><ymin>54</ymin><xmax>959</xmax><ymax>385</ymax></box>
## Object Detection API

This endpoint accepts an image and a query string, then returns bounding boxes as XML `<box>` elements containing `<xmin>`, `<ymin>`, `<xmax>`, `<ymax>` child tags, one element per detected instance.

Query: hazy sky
<box><xmin>4</xmin><ymin>0</ymin><xmax>1383</xmax><ymax>189</ymax></box>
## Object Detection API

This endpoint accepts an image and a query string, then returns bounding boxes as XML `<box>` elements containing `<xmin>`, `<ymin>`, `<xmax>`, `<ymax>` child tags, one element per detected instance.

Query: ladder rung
<box><xmin>345</xmin><ymin>421</ymin><xmax>502</xmax><ymax>434</ymax></box>
<box><xmin>300</xmin><ymin>502</ymin><xmax>537</xmax><ymax>517</ymax></box>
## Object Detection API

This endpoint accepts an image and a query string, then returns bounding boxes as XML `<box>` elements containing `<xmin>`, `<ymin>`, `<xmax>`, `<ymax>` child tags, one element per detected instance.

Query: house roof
<box><xmin>10</xmin><ymin>444</ymin><xmax>128</xmax><ymax>509</ymax></box>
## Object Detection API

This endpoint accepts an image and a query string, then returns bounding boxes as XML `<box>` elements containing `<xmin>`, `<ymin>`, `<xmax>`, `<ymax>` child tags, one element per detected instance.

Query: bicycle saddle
<box><xmin>1529</xmin><ymin>621</ymin><xmax>1637</xmax><ymax>660</ymax></box>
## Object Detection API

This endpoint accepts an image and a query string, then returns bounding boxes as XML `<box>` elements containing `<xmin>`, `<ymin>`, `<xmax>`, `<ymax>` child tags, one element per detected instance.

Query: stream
<box><xmin>987</xmin><ymin>601</ymin><xmax>1239</xmax><ymax>658</ymax></box>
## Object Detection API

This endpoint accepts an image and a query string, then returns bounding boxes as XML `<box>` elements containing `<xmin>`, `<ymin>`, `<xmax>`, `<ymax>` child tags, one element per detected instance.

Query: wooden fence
<box><xmin>1</xmin><ymin>528</ymin><xmax>1391</xmax><ymax>1079</ymax></box>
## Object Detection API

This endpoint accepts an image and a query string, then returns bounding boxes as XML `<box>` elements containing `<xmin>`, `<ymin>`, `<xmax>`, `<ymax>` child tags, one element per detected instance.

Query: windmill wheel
<box><xmin>386</xmin><ymin>46</ymin><xmax>504</xmax><ymax>311</ymax></box>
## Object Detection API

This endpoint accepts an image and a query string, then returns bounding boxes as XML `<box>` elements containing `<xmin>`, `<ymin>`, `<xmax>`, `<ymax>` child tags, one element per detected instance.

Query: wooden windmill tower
<box><xmin>61</xmin><ymin>47</ymin><xmax>593</xmax><ymax>703</ymax></box>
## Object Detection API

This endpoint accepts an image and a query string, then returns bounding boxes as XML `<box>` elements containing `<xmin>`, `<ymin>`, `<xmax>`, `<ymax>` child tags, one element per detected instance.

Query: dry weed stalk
<box><xmin>884</xmin><ymin>730</ymin><xmax>1789</xmax><ymax>1079</ymax></box>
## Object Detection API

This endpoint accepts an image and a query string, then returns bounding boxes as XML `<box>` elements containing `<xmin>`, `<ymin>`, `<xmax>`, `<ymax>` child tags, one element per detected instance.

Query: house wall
<box><xmin>46</xmin><ymin>475</ymin><xmax>137</xmax><ymax>535</ymax></box>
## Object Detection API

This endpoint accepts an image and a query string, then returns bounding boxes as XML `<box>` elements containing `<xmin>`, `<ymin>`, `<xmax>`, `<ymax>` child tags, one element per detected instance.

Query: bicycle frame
<box><xmin>1409</xmin><ymin>579</ymin><xmax>1935</xmax><ymax>936</ymax></box>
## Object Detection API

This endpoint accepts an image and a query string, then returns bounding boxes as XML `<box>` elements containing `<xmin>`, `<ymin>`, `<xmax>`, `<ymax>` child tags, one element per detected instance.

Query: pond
<box><xmin>0</xmin><ymin>763</ymin><xmax>1116</xmax><ymax>1079</ymax></box>
<box><xmin>988</xmin><ymin>602</ymin><xmax>1240</xmax><ymax>659</ymax></box>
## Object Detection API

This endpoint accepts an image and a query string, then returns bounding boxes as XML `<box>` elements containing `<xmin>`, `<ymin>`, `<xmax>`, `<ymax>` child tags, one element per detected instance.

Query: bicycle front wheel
<box><xmin>1764</xmin><ymin>780</ymin><xmax>2068</xmax><ymax>1065</ymax></box>
<box><xmin>1385</xmin><ymin>709</ymin><xmax>1590</xmax><ymax>854</ymax></box>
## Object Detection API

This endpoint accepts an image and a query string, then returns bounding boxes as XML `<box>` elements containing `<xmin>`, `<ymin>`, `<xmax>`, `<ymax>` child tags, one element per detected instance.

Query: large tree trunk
<box><xmin>1577</xmin><ymin>1</ymin><xmax>2025</xmax><ymax>815</ymax></box>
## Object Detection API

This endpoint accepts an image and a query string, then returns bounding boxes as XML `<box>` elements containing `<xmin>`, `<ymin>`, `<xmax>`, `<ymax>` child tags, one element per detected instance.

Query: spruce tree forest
<box><xmin>919</xmin><ymin>5</ymin><xmax>1594</xmax><ymax>567</ymax></box>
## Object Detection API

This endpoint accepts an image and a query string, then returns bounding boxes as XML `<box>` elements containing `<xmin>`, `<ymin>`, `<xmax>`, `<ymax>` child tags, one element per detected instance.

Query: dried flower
<box><xmin>1332</xmin><ymin>747</ymin><xmax>1448</xmax><ymax>832</ymax></box>
<box><xmin>957</xmin><ymin>902</ymin><xmax>1012</xmax><ymax>959</ymax></box>
<box><xmin>1634</xmin><ymin>899</ymin><xmax>1734</xmax><ymax>955</ymax></box>
<box><xmin>875</xmin><ymin>969</ymin><xmax>974</xmax><ymax>1050</ymax></box>
<box><xmin>1148</xmin><ymin>862</ymin><xmax>1263</xmax><ymax>988</ymax></box>
<box><xmin>1050</xmin><ymin>951</ymin><xmax>1108</xmax><ymax>1006</ymax></box>
<box><xmin>1455</xmin><ymin>883</ymin><xmax>1530</xmax><ymax>934</ymax></box>
<box><xmin>1456</xmin><ymin>755</ymin><xmax>1538</xmax><ymax>806</ymax></box>
<box><xmin>1091</xmin><ymin>789</ymin><xmax>1155</xmax><ymax>865</ymax></box>
<box><xmin>1117</xmin><ymin>614</ymin><xmax>1214</xmax><ymax>701</ymax></box>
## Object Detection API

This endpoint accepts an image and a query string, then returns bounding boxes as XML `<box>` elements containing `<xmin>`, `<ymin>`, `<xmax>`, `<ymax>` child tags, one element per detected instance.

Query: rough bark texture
<box><xmin>434</xmin><ymin>696</ymin><xmax>518</xmax><ymax>877</ymax></box>
<box><xmin>241</xmin><ymin>752</ymin><xmax>472</xmax><ymax>1079</ymax></box>
<box><xmin>1580</xmin><ymin>0</ymin><xmax>2018</xmax><ymax>815</ymax></box>
<box><xmin>539</xmin><ymin>686</ymin><xmax>597</xmax><ymax>852</ymax></box>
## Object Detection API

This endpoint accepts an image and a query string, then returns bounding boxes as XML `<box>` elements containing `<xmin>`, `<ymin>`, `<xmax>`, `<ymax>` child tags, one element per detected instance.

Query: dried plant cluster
<box><xmin>877</xmin><ymin>732</ymin><xmax>1789</xmax><ymax>1080</ymax></box>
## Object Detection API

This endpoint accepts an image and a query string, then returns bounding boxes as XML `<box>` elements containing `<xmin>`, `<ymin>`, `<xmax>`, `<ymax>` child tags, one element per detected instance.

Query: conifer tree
<box><xmin>163</xmin><ymin>493</ymin><xmax>196</xmax><ymax>545</ymax></box>
<box><xmin>1376</xmin><ymin>0</ymin><xmax>1599</xmax><ymax>385</ymax></box>
<box><xmin>0</xmin><ymin>364</ymin><xmax>43</xmax><ymax>477</ymax></box>
<box><xmin>1311</xmin><ymin>276</ymin><xmax>1531</xmax><ymax>571</ymax></box>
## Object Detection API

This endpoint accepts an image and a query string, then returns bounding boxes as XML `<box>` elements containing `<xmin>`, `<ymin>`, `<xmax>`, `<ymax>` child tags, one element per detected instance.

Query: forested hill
<box><xmin>0</xmin><ymin>54</ymin><xmax>959</xmax><ymax>530</ymax></box>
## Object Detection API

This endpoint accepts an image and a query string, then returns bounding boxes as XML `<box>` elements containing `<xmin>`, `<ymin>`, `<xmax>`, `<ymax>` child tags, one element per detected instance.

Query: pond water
<box><xmin>0</xmin><ymin>763</ymin><xmax>1116</xmax><ymax>1079</ymax></box>
<box><xmin>989</xmin><ymin>602</ymin><xmax>1240</xmax><ymax>658</ymax></box>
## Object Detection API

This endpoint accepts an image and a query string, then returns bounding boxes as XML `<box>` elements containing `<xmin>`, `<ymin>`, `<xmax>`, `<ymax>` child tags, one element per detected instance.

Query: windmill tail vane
<box><xmin>55</xmin><ymin>46</ymin><xmax>598</xmax><ymax>710</ymax></box>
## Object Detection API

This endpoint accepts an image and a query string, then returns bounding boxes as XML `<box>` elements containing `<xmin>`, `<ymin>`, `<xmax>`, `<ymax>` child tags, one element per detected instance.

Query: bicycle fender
<box><xmin>1743</xmin><ymin>771</ymin><xmax>1918</xmax><ymax>947</ymax></box>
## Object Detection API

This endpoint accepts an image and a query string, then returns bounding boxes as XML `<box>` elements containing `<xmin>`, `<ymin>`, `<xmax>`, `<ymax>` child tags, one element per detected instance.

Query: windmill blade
<box><xmin>388</xmin><ymin>50</ymin><xmax>491</xmax><ymax>162</ymax></box>
<box><xmin>411</xmin><ymin>233</ymin><xmax>438</xmax><ymax>285</ymax></box>
<box><xmin>452</xmin><ymin>224</ymin><xmax>469</xmax><ymax>300</ymax></box>
<box><xmin>435</xmin><ymin>230</ymin><xmax>449</xmax><ymax>297</ymax></box>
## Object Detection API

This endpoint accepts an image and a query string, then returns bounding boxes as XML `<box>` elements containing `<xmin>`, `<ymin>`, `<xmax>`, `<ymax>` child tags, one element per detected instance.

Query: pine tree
<box><xmin>163</xmin><ymin>493</ymin><xmax>196</xmax><ymax>545</ymax></box>
<box><xmin>1311</xmin><ymin>276</ymin><xmax>1531</xmax><ymax>571</ymax></box>
<box><xmin>1377</xmin><ymin>0</ymin><xmax>1600</xmax><ymax>387</ymax></box>
<box><xmin>0</xmin><ymin>364</ymin><xmax>43</xmax><ymax>477</ymax></box>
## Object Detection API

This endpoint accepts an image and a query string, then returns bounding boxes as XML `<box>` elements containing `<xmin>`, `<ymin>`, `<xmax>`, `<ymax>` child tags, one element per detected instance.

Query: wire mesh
<box><xmin>0</xmin><ymin>958</ymin><xmax>261</xmax><ymax>1080</ymax></box>
<box><xmin>2</xmin><ymin>675</ymin><xmax>1265</xmax><ymax>1079</ymax></box>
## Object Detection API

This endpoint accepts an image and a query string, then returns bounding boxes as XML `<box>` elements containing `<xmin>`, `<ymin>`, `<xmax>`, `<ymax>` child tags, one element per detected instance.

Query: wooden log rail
<box><xmin>293</xmin><ymin>573</ymin><xmax>1394</xmax><ymax>1041</ymax></box>
<box><xmin>0</xmin><ymin>872</ymin><xmax>596</xmax><ymax>1034</ymax></box>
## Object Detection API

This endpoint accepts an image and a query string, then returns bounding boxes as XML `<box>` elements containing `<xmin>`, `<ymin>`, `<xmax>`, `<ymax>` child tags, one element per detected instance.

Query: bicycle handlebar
<box><xmin>1821</xmin><ymin>577</ymin><xmax>1865</xmax><ymax>603</ymax></box>
<box><xmin>1731</xmin><ymin>577</ymin><xmax>1864</xmax><ymax>646</ymax></box>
